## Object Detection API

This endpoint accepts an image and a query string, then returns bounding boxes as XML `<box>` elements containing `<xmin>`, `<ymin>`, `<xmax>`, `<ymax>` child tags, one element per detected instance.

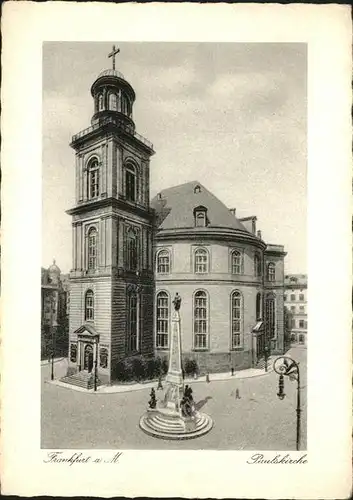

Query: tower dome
<box><xmin>48</xmin><ymin>258</ymin><xmax>61</xmax><ymax>284</ymax></box>
<box><xmin>90</xmin><ymin>60</ymin><xmax>136</xmax><ymax>133</ymax></box>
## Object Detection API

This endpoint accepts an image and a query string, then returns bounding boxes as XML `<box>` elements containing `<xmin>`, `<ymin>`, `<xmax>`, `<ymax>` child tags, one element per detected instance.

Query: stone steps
<box><xmin>60</xmin><ymin>371</ymin><xmax>101</xmax><ymax>390</ymax></box>
<box><xmin>139</xmin><ymin>410</ymin><xmax>213</xmax><ymax>440</ymax></box>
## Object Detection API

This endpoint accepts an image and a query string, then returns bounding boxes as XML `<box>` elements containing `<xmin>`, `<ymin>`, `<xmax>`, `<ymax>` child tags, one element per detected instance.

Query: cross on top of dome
<box><xmin>108</xmin><ymin>44</ymin><xmax>120</xmax><ymax>71</ymax></box>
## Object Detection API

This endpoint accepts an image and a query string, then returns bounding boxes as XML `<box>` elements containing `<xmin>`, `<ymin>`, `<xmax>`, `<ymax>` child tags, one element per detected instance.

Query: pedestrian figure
<box><xmin>157</xmin><ymin>375</ymin><xmax>163</xmax><ymax>390</ymax></box>
<box><xmin>235</xmin><ymin>388</ymin><xmax>241</xmax><ymax>399</ymax></box>
<box><xmin>206</xmin><ymin>373</ymin><xmax>210</xmax><ymax>383</ymax></box>
<box><xmin>231</xmin><ymin>367</ymin><xmax>235</xmax><ymax>376</ymax></box>
<box><xmin>148</xmin><ymin>388</ymin><xmax>157</xmax><ymax>409</ymax></box>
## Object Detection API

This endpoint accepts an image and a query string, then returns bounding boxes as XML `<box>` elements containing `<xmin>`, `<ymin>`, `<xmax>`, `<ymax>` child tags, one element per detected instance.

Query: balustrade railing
<box><xmin>71</xmin><ymin>116</ymin><xmax>153</xmax><ymax>149</ymax></box>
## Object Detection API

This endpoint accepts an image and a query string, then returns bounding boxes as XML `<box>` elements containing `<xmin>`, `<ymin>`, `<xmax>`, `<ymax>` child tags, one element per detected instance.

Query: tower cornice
<box><xmin>66</xmin><ymin>196</ymin><xmax>155</xmax><ymax>222</ymax></box>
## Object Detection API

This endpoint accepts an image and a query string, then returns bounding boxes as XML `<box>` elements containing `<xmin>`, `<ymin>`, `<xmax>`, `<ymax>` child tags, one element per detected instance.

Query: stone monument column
<box><xmin>139</xmin><ymin>292</ymin><xmax>213</xmax><ymax>440</ymax></box>
<box><xmin>163</xmin><ymin>293</ymin><xmax>183</xmax><ymax>412</ymax></box>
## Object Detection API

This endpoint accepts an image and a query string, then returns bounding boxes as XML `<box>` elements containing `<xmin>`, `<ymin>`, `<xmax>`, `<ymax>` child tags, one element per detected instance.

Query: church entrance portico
<box><xmin>83</xmin><ymin>344</ymin><xmax>94</xmax><ymax>373</ymax></box>
<box><xmin>73</xmin><ymin>324</ymin><xmax>100</xmax><ymax>373</ymax></box>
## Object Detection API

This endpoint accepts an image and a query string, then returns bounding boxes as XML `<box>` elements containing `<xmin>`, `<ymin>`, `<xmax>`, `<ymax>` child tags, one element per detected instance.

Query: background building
<box><xmin>64</xmin><ymin>58</ymin><xmax>287</xmax><ymax>387</ymax></box>
<box><xmin>284</xmin><ymin>274</ymin><xmax>307</xmax><ymax>345</ymax></box>
<box><xmin>41</xmin><ymin>260</ymin><xmax>70</xmax><ymax>359</ymax></box>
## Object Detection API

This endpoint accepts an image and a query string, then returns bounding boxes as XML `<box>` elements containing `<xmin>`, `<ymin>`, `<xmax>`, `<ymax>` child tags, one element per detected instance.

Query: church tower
<box><xmin>66</xmin><ymin>47</ymin><xmax>155</xmax><ymax>386</ymax></box>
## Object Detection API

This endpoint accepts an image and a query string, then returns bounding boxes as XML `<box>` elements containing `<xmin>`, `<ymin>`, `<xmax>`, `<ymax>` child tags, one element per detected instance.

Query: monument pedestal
<box><xmin>140</xmin><ymin>303</ymin><xmax>213</xmax><ymax>440</ymax></box>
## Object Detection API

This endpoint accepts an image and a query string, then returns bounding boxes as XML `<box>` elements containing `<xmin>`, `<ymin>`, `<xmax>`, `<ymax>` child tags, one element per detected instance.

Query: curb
<box><xmin>45</xmin><ymin>363</ymin><xmax>274</xmax><ymax>394</ymax></box>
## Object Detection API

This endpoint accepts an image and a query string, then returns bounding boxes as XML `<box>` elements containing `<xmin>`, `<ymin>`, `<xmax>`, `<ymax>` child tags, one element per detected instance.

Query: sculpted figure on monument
<box><xmin>173</xmin><ymin>293</ymin><xmax>182</xmax><ymax>311</ymax></box>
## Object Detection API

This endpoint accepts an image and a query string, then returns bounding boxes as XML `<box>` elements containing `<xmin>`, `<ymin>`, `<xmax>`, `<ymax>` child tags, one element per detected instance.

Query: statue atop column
<box><xmin>139</xmin><ymin>292</ymin><xmax>213</xmax><ymax>439</ymax></box>
<box><xmin>173</xmin><ymin>293</ymin><xmax>181</xmax><ymax>311</ymax></box>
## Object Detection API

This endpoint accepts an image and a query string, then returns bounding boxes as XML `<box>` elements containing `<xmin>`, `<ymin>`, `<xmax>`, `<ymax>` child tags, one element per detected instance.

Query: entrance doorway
<box><xmin>84</xmin><ymin>344</ymin><xmax>94</xmax><ymax>372</ymax></box>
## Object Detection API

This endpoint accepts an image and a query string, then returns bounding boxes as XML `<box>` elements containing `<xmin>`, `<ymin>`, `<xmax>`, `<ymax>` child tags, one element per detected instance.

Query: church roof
<box><xmin>151</xmin><ymin>181</ymin><xmax>249</xmax><ymax>232</ymax></box>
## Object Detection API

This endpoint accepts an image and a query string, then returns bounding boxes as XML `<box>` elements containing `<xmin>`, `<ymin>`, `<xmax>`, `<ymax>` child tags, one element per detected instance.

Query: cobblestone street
<box><xmin>41</xmin><ymin>347</ymin><xmax>307</xmax><ymax>450</ymax></box>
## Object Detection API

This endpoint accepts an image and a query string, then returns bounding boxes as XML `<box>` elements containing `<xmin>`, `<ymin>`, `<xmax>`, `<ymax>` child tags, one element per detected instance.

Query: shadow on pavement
<box><xmin>195</xmin><ymin>396</ymin><xmax>212</xmax><ymax>411</ymax></box>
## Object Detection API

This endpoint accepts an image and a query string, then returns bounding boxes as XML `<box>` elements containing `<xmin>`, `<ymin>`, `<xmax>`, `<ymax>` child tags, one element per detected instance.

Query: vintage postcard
<box><xmin>1</xmin><ymin>3</ymin><xmax>352</xmax><ymax>499</ymax></box>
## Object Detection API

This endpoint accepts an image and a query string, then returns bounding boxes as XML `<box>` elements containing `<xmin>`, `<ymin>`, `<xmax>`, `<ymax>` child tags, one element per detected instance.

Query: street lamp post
<box><xmin>273</xmin><ymin>355</ymin><xmax>301</xmax><ymax>451</ymax></box>
<box><xmin>94</xmin><ymin>344</ymin><xmax>98</xmax><ymax>392</ymax></box>
<box><xmin>50</xmin><ymin>293</ymin><xmax>58</xmax><ymax>381</ymax></box>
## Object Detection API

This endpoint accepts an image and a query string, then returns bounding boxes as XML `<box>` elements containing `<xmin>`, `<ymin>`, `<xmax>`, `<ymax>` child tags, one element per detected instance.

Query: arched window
<box><xmin>254</xmin><ymin>253</ymin><xmax>262</xmax><ymax>276</ymax></box>
<box><xmin>127</xmin><ymin>291</ymin><xmax>138</xmax><ymax>352</ymax></box>
<box><xmin>194</xmin><ymin>248</ymin><xmax>209</xmax><ymax>274</ymax></box>
<box><xmin>265</xmin><ymin>293</ymin><xmax>276</xmax><ymax>339</ymax></box>
<box><xmin>85</xmin><ymin>290</ymin><xmax>94</xmax><ymax>321</ymax></box>
<box><xmin>87</xmin><ymin>158</ymin><xmax>100</xmax><ymax>199</ymax></box>
<box><xmin>122</xmin><ymin>94</ymin><xmax>129</xmax><ymax>114</ymax></box>
<box><xmin>231</xmin><ymin>250</ymin><xmax>242</xmax><ymax>274</ymax></box>
<box><xmin>88</xmin><ymin>227</ymin><xmax>97</xmax><ymax>270</ymax></box>
<box><xmin>256</xmin><ymin>292</ymin><xmax>262</xmax><ymax>320</ymax></box>
<box><xmin>194</xmin><ymin>291</ymin><xmax>208</xmax><ymax>349</ymax></box>
<box><xmin>98</xmin><ymin>94</ymin><xmax>104</xmax><ymax>111</ymax></box>
<box><xmin>231</xmin><ymin>291</ymin><xmax>243</xmax><ymax>348</ymax></box>
<box><xmin>109</xmin><ymin>93</ymin><xmax>117</xmax><ymax>110</ymax></box>
<box><xmin>157</xmin><ymin>249</ymin><xmax>170</xmax><ymax>274</ymax></box>
<box><xmin>267</xmin><ymin>262</ymin><xmax>276</xmax><ymax>282</ymax></box>
<box><xmin>126</xmin><ymin>228</ymin><xmax>138</xmax><ymax>271</ymax></box>
<box><xmin>156</xmin><ymin>291</ymin><xmax>169</xmax><ymax>348</ymax></box>
<box><xmin>125</xmin><ymin>163</ymin><xmax>136</xmax><ymax>202</ymax></box>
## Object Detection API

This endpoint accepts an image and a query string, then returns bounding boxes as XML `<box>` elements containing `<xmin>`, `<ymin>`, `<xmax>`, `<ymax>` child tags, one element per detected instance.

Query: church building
<box><xmin>65</xmin><ymin>51</ymin><xmax>286</xmax><ymax>387</ymax></box>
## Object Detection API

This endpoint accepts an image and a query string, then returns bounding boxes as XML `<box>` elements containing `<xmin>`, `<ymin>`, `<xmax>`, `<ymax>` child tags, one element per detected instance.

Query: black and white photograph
<box><xmin>41</xmin><ymin>41</ymin><xmax>307</xmax><ymax>450</ymax></box>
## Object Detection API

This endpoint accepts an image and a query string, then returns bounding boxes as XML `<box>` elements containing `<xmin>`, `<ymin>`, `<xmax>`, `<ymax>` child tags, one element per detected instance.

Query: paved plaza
<box><xmin>41</xmin><ymin>347</ymin><xmax>307</xmax><ymax>450</ymax></box>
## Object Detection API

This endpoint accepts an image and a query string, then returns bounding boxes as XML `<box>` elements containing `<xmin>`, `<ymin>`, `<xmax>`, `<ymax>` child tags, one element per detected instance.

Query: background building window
<box><xmin>127</xmin><ymin>292</ymin><xmax>138</xmax><ymax>352</ymax></box>
<box><xmin>231</xmin><ymin>291</ymin><xmax>242</xmax><ymax>348</ymax></box>
<box><xmin>290</xmin><ymin>306</ymin><xmax>296</xmax><ymax>313</ymax></box>
<box><xmin>99</xmin><ymin>347</ymin><xmax>108</xmax><ymax>368</ymax></box>
<box><xmin>88</xmin><ymin>227</ymin><xmax>97</xmax><ymax>270</ymax></box>
<box><xmin>156</xmin><ymin>292</ymin><xmax>169</xmax><ymax>348</ymax></box>
<box><xmin>194</xmin><ymin>291</ymin><xmax>208</xmax><ymax>349</ymax></box>
<box><xmin>256</xmin><ymin>292</ymin><xmax>262</xmax><ymax>320</ymax></box>
<box><xmin>157</xmin><ymin>250</ymin><xmax>170</xmax><ymax>274</ymax></box>
<box><xmin>299</xmin><ymin>305</ymin><xmax>305</xmax><ymax>312</ymax></box>
<box><xmin>284</xmin><ymin>295</ymin><xmax>287</xmax><ymax>301</ymax></box>
<box><xmin>299</xmin><ymin>334</ymin><xmax>305</xmax><ymax>343</ymax></box>
<box><xmin>231</xmin><ymin>250</ymin><xmax>242</xmax><ymax>274</ymax></box>
<box><xmin>87</xmin><ymin>159</ymin><xmax>100</xmax><ymax>199</ymax></box>
<box><xmin>194</xmin><ymin>248</ymin><xmax>208</xmax><ymax>273</ymax></box>
<box><xmin>299</xmin><ymin>293</ymin><xmax>305</xmax><ymax>301</ymax></box>
<box><xmin>299</xmin><ymin>320</ymin><xmax>305</xmax><ymax>328</ymax></box>
<box><xmin>125</xmin><ymin>164</ymin><xmax>136</xmax><ymax>202</ymax></box>
<box><xmin>85</xmin><ymin>290</ymin><xmax>94</xmax><ymax>321</ymax></box>
<box><xmin>265</xmin><ymin>294</ymin><xmax>276</xmax><ymax>339</ymax></box>
<box><xmin>126</xmin><ymin>228</ymin><xmax>138</xmax><ymax>271</ymax></box>
<box><xmin>267</xmin><ymin>263</ymin><xmax>275</xmax><ymax>282</ymax></box>
<box><xmin>290</xmin><ymin>294</ymin><xmax>296</xmax><ymax>301</ymax></box>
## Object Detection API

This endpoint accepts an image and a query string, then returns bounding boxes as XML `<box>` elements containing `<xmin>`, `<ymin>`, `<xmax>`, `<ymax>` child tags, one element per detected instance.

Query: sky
<box><xmin>42</xmin><ymin>42</ymin><xmax>307</xmax><ymax>274</ymax></box>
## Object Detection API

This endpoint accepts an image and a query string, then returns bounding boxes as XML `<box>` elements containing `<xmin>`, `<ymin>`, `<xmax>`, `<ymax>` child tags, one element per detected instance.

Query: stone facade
<box><xmin>66</xmin><ymin>65</ymin><xmax>287</xmax><ymax>383</ymax></box>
